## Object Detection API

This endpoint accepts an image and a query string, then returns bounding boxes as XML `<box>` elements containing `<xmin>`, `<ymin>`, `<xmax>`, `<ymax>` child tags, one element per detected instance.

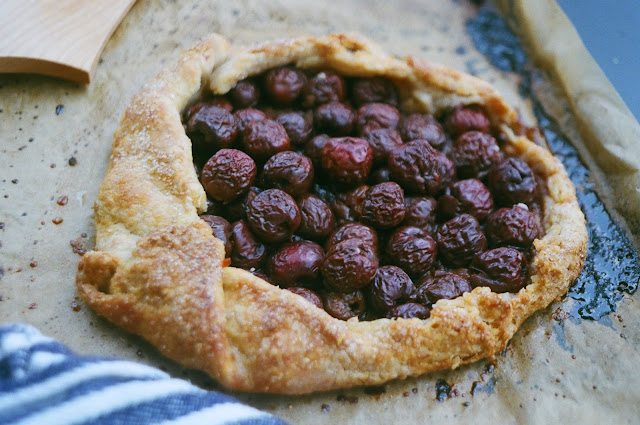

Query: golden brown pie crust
<box><xmin>76</xmin><ymin>33</ymin><xmax>587</xmax><ymax>394</ymax></box>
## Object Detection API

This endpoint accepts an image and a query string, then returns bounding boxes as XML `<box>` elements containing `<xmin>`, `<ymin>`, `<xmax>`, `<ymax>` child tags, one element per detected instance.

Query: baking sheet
<box><xmin>1</xmin><ymin>0</ymin><xmax>639</xmax><ymax>423</ymax></box>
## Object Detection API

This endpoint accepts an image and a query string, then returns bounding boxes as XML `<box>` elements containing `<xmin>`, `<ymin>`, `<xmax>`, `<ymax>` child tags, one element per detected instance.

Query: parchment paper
<box><xmin>500</xmin><ymin>0</ymin><xmax>640</xmax><ymax>236</ymax></box>
<box><xmin>1</xmin><ymin>1</ymin><xmax>639</xmax><ymax>424</ymax></box>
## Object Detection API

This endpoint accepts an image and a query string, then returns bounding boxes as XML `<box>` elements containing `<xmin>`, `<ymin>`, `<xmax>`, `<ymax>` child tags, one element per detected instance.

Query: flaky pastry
<box><xmin>76</xmin><ymin>33</ymin><xmax>587</xmax><ymax>394</ymax></box>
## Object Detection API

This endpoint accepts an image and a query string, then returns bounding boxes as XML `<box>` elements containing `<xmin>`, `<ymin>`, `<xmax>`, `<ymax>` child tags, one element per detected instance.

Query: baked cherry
<box><xmin>470</xmin><ymin>247</ymin><xmax>527</xmax><ymax>292</ymax></box>
<box><xmin>388</xmin><ymin>139</ymin><xmax>455</xmax><ymax>195</ymax></box>
<box><xmin>360</xmin><ymin>182</ymin><xmax>406</xmax><ymax>229</ymax></box>
<box><xmin>211</xmin><ymin>97</ymin><xmax>234</xmax><ymax>112</ymax></box>
<box><xmin>261</xmin><ymin>151</ymin><xmax>314</xmax><ymax>197</ymax></box>
<box><xmin>437</xmin><ymin>179</ymin><xmax>494</xmax><ymax>221</ymax></box>
<box><xmin>450</xmin><ymin>268</ymin><xmax>471</xmax><ymax>280</ymax></box>
<box><xmin>329</xmin><ymin>200</ymin><xmax>355</xmax><ymax>225</ymax></box>
<box><xmin>323</xmin><ymin>290</ymin><xmax>367</xmax><ymax>320</ymax></box>
<box><xmin>305</xmin><ymin>134</ymin><xmax>330</xmax><ymax>166</ymax></box>
<box><xmin>386</xmin><ymin>303</ymin><xmax>430</xmax><ymax>319</ymax></box>
<box><xmin>451</xmin><ymin>179</ymin><xmax>494</xmax><ymax>220</ymax></box>
<box><xmin>234</xmin><ymin>108</ymin><xmax>267</xmax><ymax>133</ymax></box>
<box><xmin>403</xmin><ymin>196</ymin><xmax>437</xmax><ymax>230</ymax></box>
<box><xmin>386</xmin><ymin>226</ymin><xmax>437</xmax><ymax>276</ymax></box>
<box><xmin>356</xmin><ymin>103</ymin><xmax>400</xmax><ymax>133</ymax></box>
<box><xmin>398</xmin><ymin>113</ymin><xmax>446</xmax><ymax>150</ymax></box>
<box><xmin>276</xmin><ymin>111</ymin><xmax>312</xmax><ymax>146</ymax></box>
<box><xmin>230</xmin><ymin>220</ymin><xmax>266</xmax><ymax>269</ymax></box>
<box><xmin>445</xmin><ymin>104</ymin><xmax>490</xmax><ymax>138</ymax></box>
<box><xmin>436</xmin><ymin>214</ymin><xmax>487</xmax><ymax>267</ymax></box>
<box><xmin>452</xmin><ymin>131</ymin><xmax>501</xmax><ymax>179</ymax></box>
<box><xmin>243</xmin><ymin>119</ymin><xmax>290</xmax><ymax>163</ymax></box>
<box><xmin>321</xmin><ymin>137</ymin><xmax>373</xmax><ymax>186</ymax></box>
<box><xmin>200</xmin><ymin>215</ymin><xmax>233</xmax><ymax>256</ymax></box>
<box><xmin>486</xmin><ymin>205</ymin><xmax>541</xmax><ymax>248</ymax></box>
<box><xmin>339</xmin><ymin>184</ymin><xmax>369</xmax><ymax>217</ymax></box>
<box><xmin>321</xmin><ymin>239</ymin><xmax>379</xmax><ymax>292</ymax></box>
<box><xmin>368</xmin><ymin>265</ymin><xmax>415</xmax><ymax>313</ymax></box>
<box><xmin>200</xmin><ymin>149</ymin><xmax>257</xmax><ymax>202</ymax></box>
<box><xmin>361</xmin><ymin>128</ymin><xmax>403</xmax><ymax>165</ymax></box>
<box><xmin>286</xmin><ymin>287</ymin><xmax>324</xmax><ymax>309</ymax></box>
<box><xmin>246</xmin><ymin>189</ymin><xmax>301</xmax><ymax>243</ymax></box>
<box><xmin>351</xmin><ymin>77</ymin><xmax>398</xmax><ymax>106</ymax></box>
<box><xmin>264</xmin><ymin>66</ymin><xmax>307</xmax><ymax>106</ymax></box>
<box><xmin>184</xmin><ymin>98</ymin><xmax>233</xmax><ymax>123</ymax></box>
<box><xmin>301</xmin><ymin>70</ymin><xmax>346</xmax><ymax>107</ymax></box>
<box><xmin>229</xmin><ymin>79</ymin><xmax>260</xmax><ymax>109</ymax></box>
<box><xmin>294</xmin><ymin>195</ymin><xmax>333</xmax><ymax>241</ymax></box>
<box><xmin>187</xmin><ymin>104</ymin><xmax>238</xmax><ymax>152</ymax></box>
<box><xmin>314</xmin><ymin>102</ymin><xmax>355</xmax><ymax>136</ymax></box>
<box><xmin>325</xmin><ymin>222</ymin><xmax>378</xmax><ymax>252</ymax></box>
<box><xmin>266</xmin><ymin>241</ymin><xmax>324</xmax><ymax>287</ymax></box>
<box><xmin>414</xmin><ymin>271</ymin><xmax>471</xmax><ymax>305</ymax></box>
<box><xmin>487</xmin><ymin>157</ymin><xmax>537</xmax><ymax>206</ymax></box>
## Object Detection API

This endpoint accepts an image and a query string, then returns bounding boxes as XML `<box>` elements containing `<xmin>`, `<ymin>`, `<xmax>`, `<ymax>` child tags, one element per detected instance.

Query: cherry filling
<box><xmin>185</xmin><ymin>66</ymin><xmax>544</xmax><ymax>321</ymax></box>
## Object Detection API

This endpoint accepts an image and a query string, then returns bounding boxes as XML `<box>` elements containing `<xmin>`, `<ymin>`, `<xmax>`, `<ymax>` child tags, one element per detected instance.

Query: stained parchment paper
<box><xmin>500</xmin><ymin>0</ymin><xmax>640</xmax><ymax>236</ymax></box>
<box><xmin>1</xmin><ymin>1</ymin><xmax>639</xmax><ymax>424</ymax></box>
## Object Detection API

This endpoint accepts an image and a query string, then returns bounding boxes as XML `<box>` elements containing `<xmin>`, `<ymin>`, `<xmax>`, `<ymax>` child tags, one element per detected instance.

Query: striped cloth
<box><xmin>0</xmin><ymin>324</ymin><xmax>288</xmax><ymax>425</ymax></box>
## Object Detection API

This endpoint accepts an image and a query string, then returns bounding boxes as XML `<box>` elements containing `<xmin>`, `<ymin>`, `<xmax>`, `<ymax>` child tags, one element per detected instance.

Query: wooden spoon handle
<box><xmin>0</xmin><ymin>0</ymin><xmax>137</xmax><ymax>83</ymax></box>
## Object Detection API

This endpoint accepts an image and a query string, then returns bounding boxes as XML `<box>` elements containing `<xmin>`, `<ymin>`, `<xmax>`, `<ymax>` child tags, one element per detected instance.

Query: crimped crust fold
<box><xmin>76</xmin><ymin>33</ymin><xmax>587</xmax><ymax>394</ymax></box>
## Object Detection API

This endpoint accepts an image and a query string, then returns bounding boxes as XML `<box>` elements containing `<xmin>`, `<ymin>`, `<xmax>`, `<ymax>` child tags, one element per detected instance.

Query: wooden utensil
<box><xmin>0</xmin><ymin>0</ymin><xmax>137</xmax><ymax>84</ymax></box>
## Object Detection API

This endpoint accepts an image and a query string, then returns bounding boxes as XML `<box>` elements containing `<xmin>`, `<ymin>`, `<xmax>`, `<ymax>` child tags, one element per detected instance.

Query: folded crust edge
<box><xmin>76</xmin><ymin>33</ymin><xmax>587</xmax><ymax>394</ymax></box>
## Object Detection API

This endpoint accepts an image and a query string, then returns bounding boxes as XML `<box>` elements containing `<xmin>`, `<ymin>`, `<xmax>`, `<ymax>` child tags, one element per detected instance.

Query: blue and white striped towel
<box><xmin>0</xmin><ymin>324</ymin><xmax>289</xmax><ymax>425</ymax></box>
